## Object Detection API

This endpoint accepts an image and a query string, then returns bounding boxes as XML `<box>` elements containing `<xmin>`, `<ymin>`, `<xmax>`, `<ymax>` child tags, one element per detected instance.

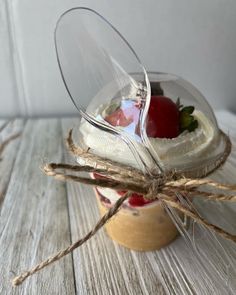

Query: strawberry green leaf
<box><xmin>181</xmin><ymin>106</ymin><xmax>194</xmax><ymax>115</ymax></box>
<box><xmin>180</xmin><ymin>105</ymin><xmax>198</xmax><ymax>133</ymax></box>
<box><xmin>180</xmin><ymin>114</ymin><xmax>193</xmax><ymax>128</ymax></box>
<box><xmin>187</xmin><ymin>119</ymin><xmax>198</xmax><ymax>132</ymax></box>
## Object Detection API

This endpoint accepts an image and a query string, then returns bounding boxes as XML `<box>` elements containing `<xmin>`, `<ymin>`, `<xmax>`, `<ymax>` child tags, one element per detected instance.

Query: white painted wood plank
<box><xmin>0</xmin><ymin>119</ymin><xmax>75</xmax><ymax>294</ymax></box>
<box><xmin>216</xmin><ymin>110</ymin><xmax>236</xmax><ymax>137</ymax></box>
<box><xmin>0</xmin><ymin>119</ymin><xmax>24</xmax><ymax>208</ymax></box>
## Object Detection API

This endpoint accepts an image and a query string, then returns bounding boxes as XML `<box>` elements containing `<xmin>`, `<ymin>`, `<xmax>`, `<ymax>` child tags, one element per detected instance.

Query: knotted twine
<box><xmin>12</xmin><ymin>129</ymin><xmax>236</xmax><ymax>286</ymax></box>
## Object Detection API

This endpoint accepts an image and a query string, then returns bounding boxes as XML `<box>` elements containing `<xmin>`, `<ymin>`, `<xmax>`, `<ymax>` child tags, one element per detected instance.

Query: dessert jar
<box><xmin>78</xmin><ymin>72</ymin><xmax>230</xmax><ymax>251</ymax></box>
<box><xmin>54</xmin><ymin>10</ymin><xmax>230</xmax><ymax>251</ymax></box>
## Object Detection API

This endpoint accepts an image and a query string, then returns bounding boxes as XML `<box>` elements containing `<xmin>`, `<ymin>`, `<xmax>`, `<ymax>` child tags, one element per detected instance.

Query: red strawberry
<box><xmin>146</xmin><ymin>96</ymin><xmax>179</xmax><ymax>138</ymax></box>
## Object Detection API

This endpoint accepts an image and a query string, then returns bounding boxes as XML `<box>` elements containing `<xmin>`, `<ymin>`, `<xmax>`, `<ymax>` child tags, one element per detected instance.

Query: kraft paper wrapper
<box><xmin>95</xmin><ymin>189</ymin><xmax>180</xmax><ymax>251</ymax></box>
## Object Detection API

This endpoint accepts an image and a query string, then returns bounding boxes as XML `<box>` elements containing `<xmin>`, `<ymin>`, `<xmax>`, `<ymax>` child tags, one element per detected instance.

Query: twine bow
<box><xmin>12</xmin><ymin>129</ymin><xmax>236</xmax><ymax>286</ymax></box>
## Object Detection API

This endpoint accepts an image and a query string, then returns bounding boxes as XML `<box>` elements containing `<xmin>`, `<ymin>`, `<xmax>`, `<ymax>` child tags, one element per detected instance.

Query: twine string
<box><xmin>168</xmin><ymin>178</ymin><xmax>236</xmax><ymax>191</ymax></box>
<box><xmin>12</xmin><ymin>128</ymin><xmax>236</xmax><ymax>286</ymax></box>
<box><xmin>12</xmin><ymin>192</ymin><xmax>131</xmax><ymax>286</ymax></box>
<box><xmin>43</xmin><ymin>163</ymin><xmax>147</xmax><ymax>194</ymax></box>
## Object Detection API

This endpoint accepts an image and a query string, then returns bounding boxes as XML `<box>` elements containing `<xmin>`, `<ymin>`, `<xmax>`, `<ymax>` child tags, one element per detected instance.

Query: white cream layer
<box><xmin>79</xmin><ymin>110</ymin><xmax>219</xmax><ymax>171</ymax></box>
<box><xmin>97</xmin><ymin>187</ymin><xmax>128</xmax><ymax>206</ymax></box>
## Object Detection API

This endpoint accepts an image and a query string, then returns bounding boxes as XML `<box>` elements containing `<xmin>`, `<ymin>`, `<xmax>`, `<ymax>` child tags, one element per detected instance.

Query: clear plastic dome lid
<box><xmin>55</xmin><ymin>8</ymin><xmax>230</xmax><ymax>177</ymax></box>
<box><xmin>135</xmin><ymin>72</ymin><xmax>228</xmax><ymax>176</ymax></box>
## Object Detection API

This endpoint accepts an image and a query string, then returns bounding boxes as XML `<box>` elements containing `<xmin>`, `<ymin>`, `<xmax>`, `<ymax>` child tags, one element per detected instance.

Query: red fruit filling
<box><xmin>117</xmin><ymin>190</ymin><xmax>127</xmax><ymax>196</ymax></box>
<box><xmin>93</xmin><ymin>174</ymin><xmax>154</xmax><ymax>207</ymax></box>
<box><xmin>128</xmin><ymin>193</ymin><xmax>153</xmax><ymax>207</ymax></box>
<box><xmin>117</xmin><ymin>190</ymin><xmax>153</xmax><ymax>207</ymax></box>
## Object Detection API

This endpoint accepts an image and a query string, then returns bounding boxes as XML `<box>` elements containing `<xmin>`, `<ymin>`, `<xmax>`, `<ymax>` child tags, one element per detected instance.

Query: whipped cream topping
<box><xmin>79</xmin><ymin>109</ymin><xmax>219</xmax><ymax>172</ymax></box>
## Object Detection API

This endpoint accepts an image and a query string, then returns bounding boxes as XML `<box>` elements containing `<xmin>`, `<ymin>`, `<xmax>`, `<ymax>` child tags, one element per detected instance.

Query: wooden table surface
<box><xmin>1</xmin><ymin>111</ymin><xmax>236</xmax><ymax>295</ymax></box>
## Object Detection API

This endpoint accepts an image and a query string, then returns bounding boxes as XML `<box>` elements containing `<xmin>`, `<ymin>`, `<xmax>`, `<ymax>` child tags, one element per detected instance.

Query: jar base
<box><xmin>95</xmin><ymin>190</ymin><xmax>180</xmax><ymax>251</ymax></box>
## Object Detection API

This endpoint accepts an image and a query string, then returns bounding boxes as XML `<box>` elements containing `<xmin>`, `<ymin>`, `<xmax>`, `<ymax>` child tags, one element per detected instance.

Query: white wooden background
<box><xmin>1</xmin><ymin>0</ymin><xmax>236</xmax><ymax>118</ymax></box>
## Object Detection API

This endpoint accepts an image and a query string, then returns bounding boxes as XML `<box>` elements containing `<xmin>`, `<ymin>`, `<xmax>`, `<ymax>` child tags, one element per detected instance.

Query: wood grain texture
<box><xmin>0</xmin><ymin>119</ymin><xmax>24</xmax><ymax>208</ymax></box>
<box><xmin>0</xmin><ymin>112</ymin><xmax>236</xmax><ymax>294</ymax></box>
<box><xmin>0</xmin><ymin>119</ymin><xmax>75</xmax><ymax>295</ymax></box>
